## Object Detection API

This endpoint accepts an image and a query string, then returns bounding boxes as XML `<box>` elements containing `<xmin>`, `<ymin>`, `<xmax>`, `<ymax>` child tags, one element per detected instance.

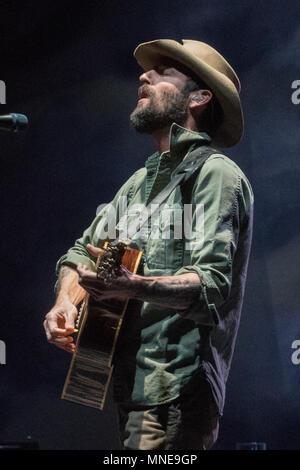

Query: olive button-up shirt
<box><xmin>56</xmin><ymin>123</ymin><xmax>254</xmax><ymax>415</ymax></box>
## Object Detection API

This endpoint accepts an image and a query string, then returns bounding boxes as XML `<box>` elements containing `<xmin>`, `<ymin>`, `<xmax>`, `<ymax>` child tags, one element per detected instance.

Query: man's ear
<box><xmin>189</xmin><ymin>90</ymin><xmax>212</xmax><ymax>109</ymax></box>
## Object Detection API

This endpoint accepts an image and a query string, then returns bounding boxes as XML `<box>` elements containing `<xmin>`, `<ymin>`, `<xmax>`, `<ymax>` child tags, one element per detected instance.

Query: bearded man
<box><xmin>43</xmin><ymin>39</ymin><xmax>254</xmax><ymax>450</ymax></box>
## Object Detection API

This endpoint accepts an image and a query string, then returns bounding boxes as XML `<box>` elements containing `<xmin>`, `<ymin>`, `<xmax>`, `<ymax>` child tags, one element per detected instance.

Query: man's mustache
<box><xmin>138</xmin><ymin>85</ymin><xmax>153</xmax><ymax>99</ymax></box>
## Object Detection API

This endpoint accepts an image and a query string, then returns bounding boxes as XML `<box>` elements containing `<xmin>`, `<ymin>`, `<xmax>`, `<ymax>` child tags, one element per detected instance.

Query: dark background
<box><xmin>0</xmin><ymin>0</ymin><xmax>299</xmax><ymax>450</ymax></box>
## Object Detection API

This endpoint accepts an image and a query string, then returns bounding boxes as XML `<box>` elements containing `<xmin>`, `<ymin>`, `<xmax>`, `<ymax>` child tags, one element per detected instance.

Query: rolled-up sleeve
<box><xmin>55</xmin><ymin>214</ymin><xmax>104</xmax><ymax>275</ymax></box>
<box><xmin>175</xmin><ymin>154</ymin><xmax>253</xmax><ymax>326</ymax></box>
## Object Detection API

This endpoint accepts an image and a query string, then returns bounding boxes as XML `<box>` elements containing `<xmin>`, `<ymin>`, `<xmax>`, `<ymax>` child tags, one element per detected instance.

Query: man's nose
<box><xmin>139</xmin><ymin>69</ymin><xmax>157</xmax><ymax>84</ymax></box>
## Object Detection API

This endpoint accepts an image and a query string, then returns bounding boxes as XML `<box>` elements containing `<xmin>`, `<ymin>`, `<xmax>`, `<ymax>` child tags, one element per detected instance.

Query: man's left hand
<box><xmin>76</xmin><ymin>244</ymin><xmax>135</xmax><ymax>301</ymax></box>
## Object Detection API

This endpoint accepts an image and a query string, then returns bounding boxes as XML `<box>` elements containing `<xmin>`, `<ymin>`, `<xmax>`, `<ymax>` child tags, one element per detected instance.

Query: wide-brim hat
<box><xmin>133</xmin><ymin>39</ymin><xmax>244</xmax><ymax>148</ymax></box>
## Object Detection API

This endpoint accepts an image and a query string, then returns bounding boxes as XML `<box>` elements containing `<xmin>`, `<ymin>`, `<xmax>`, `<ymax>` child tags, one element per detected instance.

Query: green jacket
<box><xmin>56</xmin><ymin>123</ymin><xmax>254</xmax><ymax>415</ymax></box>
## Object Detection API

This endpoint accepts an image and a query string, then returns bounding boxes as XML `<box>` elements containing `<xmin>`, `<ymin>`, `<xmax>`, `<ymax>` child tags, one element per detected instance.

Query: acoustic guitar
<box><xmin>61</xmin><ymin>241</ymin><xmax>143</xmax><ymax>410</ymax></box>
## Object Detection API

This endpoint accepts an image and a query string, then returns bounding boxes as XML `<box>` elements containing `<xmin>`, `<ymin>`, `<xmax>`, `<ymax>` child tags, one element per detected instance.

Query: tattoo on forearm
<box><xmin>55</xmin><ymin>266</ymin><xmax>73</xmax><ymax>297</ymax></box>
<box><xmin>134</xmin><ymin>276</ymin><xmax>201</xmax><ymax>310</ymax></box>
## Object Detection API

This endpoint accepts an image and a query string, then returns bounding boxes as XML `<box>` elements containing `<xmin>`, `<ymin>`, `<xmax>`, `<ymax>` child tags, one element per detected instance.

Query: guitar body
<box><xmin>61</xmin><ymin>244</ymin><xmax>143</xmax><ymax>410</ymax></box>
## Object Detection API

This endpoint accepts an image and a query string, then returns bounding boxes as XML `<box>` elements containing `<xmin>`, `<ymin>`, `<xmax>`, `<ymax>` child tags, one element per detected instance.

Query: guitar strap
<box><xmin>114</xmin><ymin>144</ymin><xmax>223</xmax><ymax>244</ymax></box>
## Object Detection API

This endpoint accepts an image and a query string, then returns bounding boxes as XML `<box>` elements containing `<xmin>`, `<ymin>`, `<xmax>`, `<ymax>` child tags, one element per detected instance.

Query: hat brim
<box><xmin>134</xmin><ymin>40</ymin><xmax>244</xmax><ymax>148</ymax></box>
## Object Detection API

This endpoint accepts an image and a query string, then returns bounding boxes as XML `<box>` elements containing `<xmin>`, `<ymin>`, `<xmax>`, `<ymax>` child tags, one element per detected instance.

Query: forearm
<box><xmin>129</xmin><ymin>272</ymin><xmax>201</xmax><ymax>310</ymax></box>
<box><xmin>76</xmin><ymin>258</ymin><xmax>202</xmax><ymax>310</ymax></box>
<box><xmin>55</xmin><ymin>265</ymin><xmax>86</xmax><ymax>306</ymax></box>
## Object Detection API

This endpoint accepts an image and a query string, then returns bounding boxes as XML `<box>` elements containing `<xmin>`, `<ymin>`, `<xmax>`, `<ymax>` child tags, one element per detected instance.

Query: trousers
<box><xmin>117</xmin><ymin>380</ymin><xmax>220</xmax><ymax>450</ymax></box>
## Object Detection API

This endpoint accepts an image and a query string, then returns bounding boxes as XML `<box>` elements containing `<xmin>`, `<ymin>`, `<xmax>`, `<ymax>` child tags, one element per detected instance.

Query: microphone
<box><xmin>0</xmin><ymin>113</ymin><xmax>28</xmax><ymax>132</ymax></box>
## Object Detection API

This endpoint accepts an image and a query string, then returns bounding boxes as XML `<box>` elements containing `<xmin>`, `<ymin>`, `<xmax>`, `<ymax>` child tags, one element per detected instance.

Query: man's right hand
<box><xmin>44</xmin><ymin>300</ymin><xmax>78</xmax><ymax>353</ymax></box>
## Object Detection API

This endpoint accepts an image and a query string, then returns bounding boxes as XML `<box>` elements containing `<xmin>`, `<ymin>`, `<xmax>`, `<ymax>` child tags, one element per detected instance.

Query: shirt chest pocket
<box><xmin>145</xmin><ymin>204</ymin><xmax>184</xmax><ymax>270</ymax></box>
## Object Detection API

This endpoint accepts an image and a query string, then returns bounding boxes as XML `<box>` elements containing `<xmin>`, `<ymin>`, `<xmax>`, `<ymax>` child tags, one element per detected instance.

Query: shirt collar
<box><xmin>145</xmin><ymin>123</ymin><xmax>211</xmax><ymax>172</ymax></box>
<box><xmin>168</xmin><ymin>123</ymin><xmax>211</xmax><ymax>162</ymax></box>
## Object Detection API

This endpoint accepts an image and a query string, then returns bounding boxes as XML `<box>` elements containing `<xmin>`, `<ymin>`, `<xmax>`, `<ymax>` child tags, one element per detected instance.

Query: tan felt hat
<box><xmin>134</xmin><ymin>39</ymin><xmax>244</xmax><ymax>148</ymax></box>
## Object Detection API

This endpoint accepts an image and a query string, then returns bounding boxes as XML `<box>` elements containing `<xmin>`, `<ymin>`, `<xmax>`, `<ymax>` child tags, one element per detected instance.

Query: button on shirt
<box><xmin>56</xmin><ymin>123</ymin><xmax>254</xmax><ymax>415</ymax></box>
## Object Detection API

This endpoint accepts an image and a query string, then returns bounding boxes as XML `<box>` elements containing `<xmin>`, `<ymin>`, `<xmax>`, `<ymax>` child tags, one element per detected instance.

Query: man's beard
<box><xmin>130</xmin><ymin>87</ymin><xmax>189</xmax><ymax>134</ymax></box>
